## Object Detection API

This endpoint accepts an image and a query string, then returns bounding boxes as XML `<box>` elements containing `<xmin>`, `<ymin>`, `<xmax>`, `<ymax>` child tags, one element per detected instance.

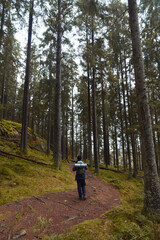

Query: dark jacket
<box><xmin>73</xmin><ymin>160</ymin><xmax>88</xmax><ymax>180</ymax></box>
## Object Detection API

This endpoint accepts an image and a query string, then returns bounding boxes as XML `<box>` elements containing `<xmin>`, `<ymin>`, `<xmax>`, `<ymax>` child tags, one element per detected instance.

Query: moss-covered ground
<box><xmin>0</xmin><ymin>120</ymin><xmax>76</xmax><ymax>205</ymax></box>
<box><xmin>43</xmin><ymin>169</ymin><xmax>160</xmax><ymax>240</ymax></box>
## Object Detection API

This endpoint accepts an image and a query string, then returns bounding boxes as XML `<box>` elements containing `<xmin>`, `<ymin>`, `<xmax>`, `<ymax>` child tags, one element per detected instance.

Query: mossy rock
<box><xmin>0</xmin><ymin>120</ymin><xmax>21</xmax><ymax>137</ymax></box>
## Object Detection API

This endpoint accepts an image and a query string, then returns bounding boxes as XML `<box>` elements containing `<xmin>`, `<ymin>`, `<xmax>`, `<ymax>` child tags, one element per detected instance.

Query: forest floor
<box><xmin>0</xmin><ymin>163</ymin><xmax>121</xmax><ymax>240</ymax></box>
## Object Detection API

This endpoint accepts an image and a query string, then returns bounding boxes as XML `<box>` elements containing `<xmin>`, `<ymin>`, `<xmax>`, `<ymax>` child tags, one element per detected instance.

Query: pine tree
<box><xmin>20</xmin><ymin>0</ymin><xmax>34</xmax><ymax>153</ymax></box>
<box><xmin>128</xmin><ymin>0</ymin><xmax>160</xmax><ymax>212</ymax></box>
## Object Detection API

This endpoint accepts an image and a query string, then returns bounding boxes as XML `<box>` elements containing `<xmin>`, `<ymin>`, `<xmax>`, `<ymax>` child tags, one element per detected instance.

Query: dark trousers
<box><xmin>77</xmin><ymin>179</ymin><xmax>86</xmax><ymax>199</ymax></box>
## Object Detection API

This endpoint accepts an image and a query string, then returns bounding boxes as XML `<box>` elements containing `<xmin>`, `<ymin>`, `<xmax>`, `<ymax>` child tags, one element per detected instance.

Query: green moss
<box><xmin>102</xmin><ymin>205</ymin><xmax>154</xmax><ymax>240</ymax></box>
<box><xmin>0</xmin><ymin>119</ymin><xmax>21</xmax><ymax>136</ymax></box>
<box><xmin>0</xmin><ymin>167</ymin><xmax>16</xmax><ymax>180</ymax></box>
<box><xmin>42</xmin><ymin>219</ymin><xmax>108</xmax><ymax>240</ymax></box>
<box><xmin>0</xmin><ymin>154</ymin><xmax>76</xmax><ymax>205</ymax></box>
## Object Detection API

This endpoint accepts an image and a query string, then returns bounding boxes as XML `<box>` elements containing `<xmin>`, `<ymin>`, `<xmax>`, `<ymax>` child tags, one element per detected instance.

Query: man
<box><xmin>73</xmin><ymin>155</ymin><xmax>88</xmax><ymax>200</ymax></box>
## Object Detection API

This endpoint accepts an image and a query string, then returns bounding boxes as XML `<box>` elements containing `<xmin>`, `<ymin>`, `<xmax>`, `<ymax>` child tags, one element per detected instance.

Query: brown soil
<box><xmin>0</xmin><ymin>163</ymin><xmax>121</xmax><ymax>240</ymax></box>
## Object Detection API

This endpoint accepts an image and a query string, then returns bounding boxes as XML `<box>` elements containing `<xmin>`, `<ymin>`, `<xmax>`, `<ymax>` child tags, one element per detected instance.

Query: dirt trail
<box><xmin>0</xmin><ymin>163</ymin><xmax>121</xmax><ymax>240</ymax></box>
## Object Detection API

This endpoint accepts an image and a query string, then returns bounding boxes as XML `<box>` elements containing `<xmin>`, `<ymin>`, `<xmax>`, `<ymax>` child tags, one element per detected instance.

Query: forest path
<box><xmin>0</xmin><ymin>163</ymin><xmax>121</xmax><ymax>240</ymax></box>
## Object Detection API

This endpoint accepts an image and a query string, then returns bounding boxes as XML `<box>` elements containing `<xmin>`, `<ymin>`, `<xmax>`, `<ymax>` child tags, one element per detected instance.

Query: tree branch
<box><xmin>0</xmin><ymin>150</ymin><xmax>52</xmax><ymax>166</ymax></box>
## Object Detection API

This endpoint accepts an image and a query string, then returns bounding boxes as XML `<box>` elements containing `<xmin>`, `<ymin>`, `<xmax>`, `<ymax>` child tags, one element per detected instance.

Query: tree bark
<box><xmin>120</xmin><ymin>54</ymin><xmax>132</xmax><ymax>178</ymax></box>
<box><xmin>87</xmin><ymin>63</ymin><xmax>92</xmax><ymax>167</ymax></box>
<box><xmin>65</xmin><ymin>118</ymin><xmax>68</xmax><ymax>160</ymax></box>
<box><xmin>92</xmin><ymin>26</ymin><xmax>99</xmax><ymax>174</ymax></box>
<box><xmin>71</xmin><ymin>88</ymin><xmax>74</xmax><ymax>160</ymax></box>
<box><xmin>117</xmin><ymin>67</ymin><xmax>126</xmax><ymax>171</ymax></box>
<box><xmin>20</xmin><ymin>0</ymin><xmax>34</xmax><ymax>153</ymax></box>
<box><xmin>115</xmin><ymin>126</ymin><xmax>119</xmax><ymax>172</ymax></box>
<box><xmin>101</xmin><ymin>68</ymin><xmax>110</xmax><ymax>168</ymax></box>
<box><xmin>128</xmin><ymin>0</ymin><xmax>160</xmax><ymax>212</ymax></box>
<box><xmin>53</xmin><ymin>0</ymin><xmax>62</xmax><ymax>169</ymax></box>
<box><xmin>0</xmin><ymin>2</ymin><xmax>5</xmax><ymax>49</ymax></box>
<box><xmin>1</xmin><ymin>71</ymin><xmax>6</xmax><ymax>119</ymax></box>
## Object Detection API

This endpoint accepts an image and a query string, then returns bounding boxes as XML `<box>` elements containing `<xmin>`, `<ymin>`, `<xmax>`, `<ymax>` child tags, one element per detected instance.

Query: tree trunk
<box><xmin>115</xmin><ymin>126</ymin><xmax>119</xmax><ymax>172</ymax></box>
<box><xmin>61</xmin><ymin>117</ymin><xmax>65</xmax><ymax>160</ymax></box>
<box><xmin>101</xmin><ymin>69</ymin><xmax>110</xmax><ymax>168</ymax></box>
<box><xmin>128</xmin><ymin>0</ymin><xmax>160</xmax><ymax>212</ymax></box>
<box><xmin>120</xmin><ymin>55</ymin><xmax>132</xmax><ymax>178</ymax></box>
<box><xmin>0</xmin><ymin>3</ymin><xmax>5</xmax><ymax>49</ymax></box>
<box><xmin>75</xmin><ymin>121</ymin><xmax>78</xmax><ymax>158</ymax></box>
<box><xmin>0</xmin><ymin>70</ymin><xmax>6</xmax><ymax>119</ymax></box>
<box><xmin>47</xmin><ymin>107</ymin><xmax>51</xmax><ymax>155</ymax></box>
<box><xmin>117</xmin><ymin>66</ymin><xmax>126</xmax><ymax>171</ymax></box>
<box><xmin>20</xmin><ymin>0</ymin><xmax>34</xmax><ymax>153</ymax></box>
<box><xmin>87</xmin><ymin>63</ymin><xmax>92</xmax><ymax>167</ymax></box>
<box><xmin>154</xmin><ymin>109</ymin><xmax>160</xmax><ymax>172</ymax></box>
<box><xmin>83</xmin><ymin>117</ymin><xmax>87</xmax><ymax>160</ymax></box>
<box><xmin>65</xmin><ymin>123</ymin><xmax>68</xmax><ymax>160</ymax></box>
<box><xmin>71</xmin><ymin>88</ymin><xmax>74</xmax><ymax>160</ymax></box>
<box><xmin>91</xmin><ymin>23</ymin><xmax>99</xmax><ymax>174</ymax></box>
<box><xmin>53</xmin><ymin>0</ymin><xmax>62</xmax><ymax>169</ymax></box>
<box><xmin>47</xmin><ymin>62</ymin><xmax>52</xmax><ymax>155</ymax></box>
<box><xmin>125</xmin><ymin>60</ymin><xmax>137</xmax><ymax>177</ymax></box>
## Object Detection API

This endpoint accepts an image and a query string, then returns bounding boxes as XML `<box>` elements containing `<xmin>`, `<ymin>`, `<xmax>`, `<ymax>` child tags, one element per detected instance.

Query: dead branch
<box><xmin>0</xmin><ymin>150</ymin><xmax>52</xmax><ymax>166</ymax></box>
<box><xmin>28</xmin><ymin>145</ymin><xmax>44</xmax><ymax>153</ymax></box>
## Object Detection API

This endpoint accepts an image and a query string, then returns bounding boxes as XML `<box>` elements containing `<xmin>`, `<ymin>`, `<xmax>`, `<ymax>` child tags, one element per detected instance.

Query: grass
<box><xmin>43</xmin><ymin>169</ymin><xmax>160</xmax><ymax>240</ymax></box>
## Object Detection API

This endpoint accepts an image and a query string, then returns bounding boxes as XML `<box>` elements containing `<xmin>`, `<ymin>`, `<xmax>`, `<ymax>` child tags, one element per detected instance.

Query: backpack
<box><xmin>77</xmin><ymin>161</ymin><xmax>85</xmax><ymax>175</ymax></box>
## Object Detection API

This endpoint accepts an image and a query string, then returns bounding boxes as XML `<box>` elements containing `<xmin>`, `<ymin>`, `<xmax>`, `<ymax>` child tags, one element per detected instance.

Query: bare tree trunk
<box><xmin>125</xmin><ymin>61</ymin><xmax>137</xmax><ymax>177</ymax></box>
<box><xmin>155</xmin><ymin>109</ymin><xmax>160</xmax><ymax>172</ymax></box>
<box><xmin>91</xmin><ymin>25</ymin><xmax>99</xmax><ymax>174</ymax></box>
<box><xmin>71</xmin><ymin>88</ymin><xmax>74</xmax><ymax>159</ymax></box>
<box><xmin>120</xmin><ymin>55</ymin><xmax>132</xmax><ymax>178</ymax></box>
<box><xmin>85</xmin><ymin>22</ymin><xmax>92</xmax><ymax>167</ymax></box>
<box><xmin>47</xmin><ymin>107</ymin><xmax>51</xmax><ymax>155</ymax></box>
<box><xmin>115</xmin><ymin>126</ymin><xmax>119</xmax><ymax>172</ymax></box>
<box><xmin>128</xmin><ymin>0</ymin><xmax>160</xmax><ymax>212</ymax></box>
<box><xmin>87</xmin><ymin>63</ymin><xmax>92</xmax><ymax>167</ymax></box>
<box><xmin>65</xmin><ymin>122</ymin><xmax>68</xmax><ymax>160</ymax></box>
<box><xmin>53</xmin><ymin>0</ymin><xmax>62</xmax><ymax>169</ymax></box>
<box><xmin>83</xmin><ymin>118</ymin><xmax>87</xmax><ymax>160</ymax></box>
<box><xmin>0</xmin><ymin>3</ymin><xmax>5</xmax><ymax>49</ymax></box>
<box><xmin>47</xmin><ymin>60</ymin><xmax>52</xmax><ymax>155</ymax></box>
<box><xmin>101</xmin><ymin>70</ymin><xmax>110</xmax><ymax>168</ymax></box>
<box><xmin>75</xmin><ymin>121</ymin><xmax>78</xmax><ymax>158</ymax></box>
<box><xmin>1</xmin><ymin>70</ymin><xmax>6</xmax><ymax>119</ymax></box>
<box><xmin>117</xmin><ymin>66</ymin><xmax>126</xmax><ymax>171</ymax></box>
<box><xmin>61</xmin><ymin>117</ymin><xmax>65</xmax><ymax>160</ymax></box>
<box><xmin>20</xmin><ymin>0</ymin><xmax>34</xmax><ymax>153</ymax></box>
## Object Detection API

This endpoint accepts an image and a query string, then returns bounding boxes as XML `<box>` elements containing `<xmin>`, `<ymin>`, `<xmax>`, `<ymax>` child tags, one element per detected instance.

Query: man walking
<box><xmin>73</xmin><ymin>155</ymin><xmax>88</xmax><ymax>200</ymax></box>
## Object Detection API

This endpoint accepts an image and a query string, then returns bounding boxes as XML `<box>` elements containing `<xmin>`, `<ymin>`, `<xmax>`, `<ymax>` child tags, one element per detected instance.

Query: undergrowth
<box><xmin>43</xmin><ymin>169</ymin><xmax>160</xmax><ymax>240</ymax></box>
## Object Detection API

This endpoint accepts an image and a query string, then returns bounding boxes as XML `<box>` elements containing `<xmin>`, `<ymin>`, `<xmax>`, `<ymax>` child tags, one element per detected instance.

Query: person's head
<box><xmin>77</xmin><ymin>155</ymin><xmax>82</xmax><ymax>161</ymax></box>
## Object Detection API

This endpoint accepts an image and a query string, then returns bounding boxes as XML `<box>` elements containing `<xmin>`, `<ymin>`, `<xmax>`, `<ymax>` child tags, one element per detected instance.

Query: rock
<box><xmin>40</xmin><ymin>141</ymin><xmax>46</xmax><ymax>152</ymax></box>
<box><xmin>13</xmin><ymin>130</ymin><xmax>19</xmax><ymax>137</ymax></box>
<box><xmin>12</xmin><ymin>229</ymin><xmax>27</xmax><ymax>239</ymax></box>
